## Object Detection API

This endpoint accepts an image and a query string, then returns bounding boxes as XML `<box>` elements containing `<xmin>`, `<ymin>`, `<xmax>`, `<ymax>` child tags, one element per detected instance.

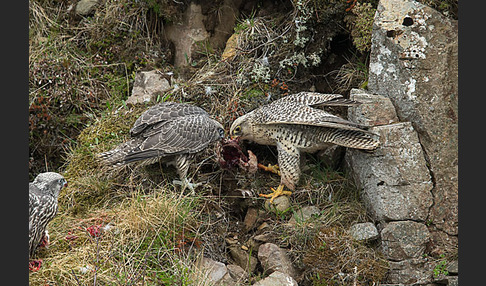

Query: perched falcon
<box><xmin>29</xmin><ymin>172</ymin><xmax>67</xmax><ymax>257</ymax></box>
<box><xmin>97</xmin><ymin>101</ymin><xmax>225</xmax><ymax>190</ymax></box>
<box><xmin>230</xmin><ymin>92</ymin><xmax>380</xmax><ymax>202</ymax></box>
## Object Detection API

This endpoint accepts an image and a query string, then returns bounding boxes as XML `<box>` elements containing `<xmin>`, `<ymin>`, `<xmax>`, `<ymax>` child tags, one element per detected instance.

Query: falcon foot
<box><xmin>172</xmin><ymin>178</ymin><xmax>202</xmax><ymax>194</ymax></box>
<box><xmin>259</xmin><ymin>184</ymin><xmax>292</xmax><ymax>203</ymax></box>
<box><xmin>258</xmin><ymin>163</ymin><xmax>281</xmax><ymax>176</ymax></box>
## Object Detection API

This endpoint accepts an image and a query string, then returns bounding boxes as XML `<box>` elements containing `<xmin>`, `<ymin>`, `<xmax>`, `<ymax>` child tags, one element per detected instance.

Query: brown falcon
<box><xmin>29</xmin><ymin>172</ymin><xmax>67</xmax><ymax>257</ymax></box>
<box><xmin>229</xmin><ymin>92</ymin><xmax>380</xmax><ymax>202</ymax></box>
<box><xmin>97</xmin><ymin>101</ymin><xmax>225</xmax><ymax>191</ymax></box>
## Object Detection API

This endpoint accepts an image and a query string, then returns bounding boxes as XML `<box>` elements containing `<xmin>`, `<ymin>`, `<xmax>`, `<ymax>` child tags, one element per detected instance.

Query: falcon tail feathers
<box><xmin>328</xmin><ymin>128</ymin><xmax>380</xmax><ymax>150</ymax></box>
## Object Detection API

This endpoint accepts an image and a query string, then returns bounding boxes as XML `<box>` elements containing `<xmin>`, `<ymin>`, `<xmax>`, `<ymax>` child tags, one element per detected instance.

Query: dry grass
<box><xmin>30</xmin><ymin>181</ymin><xmax>218</xmax><ymax>285</ymax></box>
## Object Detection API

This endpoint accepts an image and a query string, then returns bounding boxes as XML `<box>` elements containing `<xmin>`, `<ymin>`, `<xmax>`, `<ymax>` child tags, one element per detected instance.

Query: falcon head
<box><xmin>211</xmin><ymin>119</ymin><xmax>226</xmax><ymax>141</ymax></box>
<box><xmin>33</xmin><ymin>172</ymin><xmax>68</xmax><ymax>198</ymax></box>
<box><xmin>229</xmin><ymin>112</ymin><xmax>254</xmax><ymax>141</ymax></box>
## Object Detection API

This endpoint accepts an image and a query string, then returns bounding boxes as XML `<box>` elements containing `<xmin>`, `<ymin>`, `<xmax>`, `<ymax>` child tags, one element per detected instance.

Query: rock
<box><xmin>226</xmin><ymin>264</ymin><xmax>247</xmax><ymax>283</ymax></box>
<box><xmin>164</xmin><ymin>3</ymin><xmax>210</xmax><ymax>67</ymax></box>
<box><xmin>446</xmin><ymin>276</ymin><xmax>458</xmax><ymax>286</ymax></box>
<box><xmin>198</xmin><ymin>257</ymin><xmax>227</xmax><ymax>284</ymax></box>
<box><xmin>348</xmin><ymin>222</ymin><xmax>379</xmax><ymax>241</ymax></box>
<box><xmin>446</xmin><ymin>260</ymin><xmax>458</xmax><ymax>275</ymax></box>
<box><xmin>380</xmin><ymin>221</ymin><xmax>430</xmax><ymax>260</ymax></box>
<box><xmin>257</xmin><ymin>243</ymin><xmax>298</xmax><ymax>279</ymax></box>
<box><xmin>229</xmin><ymin>245</ymin><xmax>258</xmax><ymax>273</ymax></box>
<box><xmin>253</xmin><ymin>271</ymin><xmax>298</xmax><ymax>286</ymax></box>
<box><xmin>126</xmin><ymin>71</ymin><xmax>171</xmax><ymax>105</ymax></box>
<box><xmin>386</xmin><ymin>258</ymin><xmax>433</xmax><ymax>285</ymax></box>
<box><xmin>288</xmin><ymin>206</ymin><xmax>320</xmax><ymax>225</ymax></box>
<box><xmin>345</xmin><ymin>122</ymin><xmax>433</xmax><ymax>222</ymax></box>
<box><xmin>368</xmin><ymin>0</ymin><xmax>458</xmax><ymax>237</ymax></box>
<box><xmin>316</xmin><ymin>145</ymin><xmax>344</xmax><ymax>169</ymax></box>
<box><xmin>243</xmin><ymin>207</ymin><xmax>260</xmax><ymax>232</ymax></box>
<box><xmin>264</xmin><ymin>195</ymin><xmax>291</xmax><ymax>213</ymax></box>
<box><xmin>75</xmin><ymin>0</ymin><xmax>99</xmax><ymax>16</ymax></box>
<box><xmin>348</xmin><ymin>88</ymin><xmax>399</xmax><ymax>126</ymax></box>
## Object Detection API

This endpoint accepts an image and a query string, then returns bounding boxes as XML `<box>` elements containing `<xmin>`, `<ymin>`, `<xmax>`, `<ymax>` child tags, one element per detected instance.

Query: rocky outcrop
<box><xmin>345</xmin><ymin>0</ymin><xmax>458</xmax><ymax>284</ymax></box>
<box><xmin>368</xmin><ymin>0</ymin><xmax>458</xmax><ymax>239</ymax></box>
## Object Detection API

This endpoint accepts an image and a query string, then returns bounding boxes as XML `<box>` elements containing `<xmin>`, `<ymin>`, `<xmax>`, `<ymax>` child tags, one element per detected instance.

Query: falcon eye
<box><xmin>234</xmin><ymin>126</ymin><xmax>241</xmax><ymax>133</ymax></box>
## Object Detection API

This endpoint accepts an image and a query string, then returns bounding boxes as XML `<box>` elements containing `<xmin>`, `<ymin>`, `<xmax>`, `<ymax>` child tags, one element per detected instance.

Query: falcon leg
<box><xmin>173</xmin><ymin>154</ymin><xmax>200</xmax><ymax>194</ymax></box>
<box><xmin>259</xmin><ymin>184</ymin><xmax>292</xmax><ymax>203</ymax></box>
<box><xmin>258</xmin><ymin>163</ymin><xmax>281</xmax><ymax>175</ymax></box>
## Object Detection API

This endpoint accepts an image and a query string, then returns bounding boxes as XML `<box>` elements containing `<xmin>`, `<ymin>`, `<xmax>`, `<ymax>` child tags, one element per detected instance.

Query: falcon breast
<box><xmin>29</xmin><ymin>172</ymin><xmax>67</xmax><ymax>257</ymax></box>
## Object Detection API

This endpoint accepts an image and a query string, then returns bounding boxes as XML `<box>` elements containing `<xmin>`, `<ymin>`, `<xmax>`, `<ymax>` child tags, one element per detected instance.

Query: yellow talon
<box><xmin>259</xmin><ymin>184</ymin><xmax>292</xmax><ymax>203</ymax></box>
<box><xmin>258</xmin><ymin>163</ymin><xmax>281</xmax><ymax>176</ymax></box>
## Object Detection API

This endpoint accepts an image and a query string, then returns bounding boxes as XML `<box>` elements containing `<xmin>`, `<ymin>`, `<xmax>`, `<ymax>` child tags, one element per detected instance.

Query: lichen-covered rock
<box><xmin>386</xmin><ymin>257</ymin><xmax>434</xmax><ymax>285</ymax></box>
<box><xmin>348</xmin><ymin>222</ymin><xmax>379</xmax><ymax>241</ymax></box>
<box><xmin>126</xmin><ymin>71</ymin><xmax>171</xmax><ymax>105</ymax></box>
<box><xmin>380</xmin><ymin>221</ymin><xmax>430</xmax><ymax>260</ymax></box>
<box><xmin>345</xmin><ymin>122</ymin><xmax>433</xmax><ymax>222</ymax></box>
<box><xmin>368</xmin><ymin>0</ymin><xmax>458</xmax><ymax>238</ymax></box>
<box><xmin>348</xmin><ymin>88</ymin><xmax>399</xmax><ymax>126</ymax></box>
<box><xmin>75</xmin><ymin>0</ymin><xmax>99</xmax><ymax>16</ymax></box>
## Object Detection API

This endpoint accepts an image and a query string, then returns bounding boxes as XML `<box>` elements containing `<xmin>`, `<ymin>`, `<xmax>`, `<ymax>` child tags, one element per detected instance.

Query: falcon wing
<box><xmin>278</xmin><ymin>92</ymin><xmax>361</xmax><ymax>107</ymax></box>
<box><xmin>29</xmin><ymin>185</ymin><xmax>41</xmax><ymax>233</ymax></box>
<box><xmin>130</xmin><ymin>102</ymin><xmax>209</xmax><ymax>136</ymax></box>
<box><xmin>255</xmin><ymin>101</ymin><xmax>372</xmax><ymax>132</ymax></box>
<box><xmin>122</xmin><ymin>115</ymin><xmax>221</xmax><ymax>163</ymax></box>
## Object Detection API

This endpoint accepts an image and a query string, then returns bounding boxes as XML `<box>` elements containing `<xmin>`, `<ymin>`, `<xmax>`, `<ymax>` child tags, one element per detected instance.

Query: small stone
<box><xmin>446</xmin><ymin>276</ymin><xmax>458</xmax><ymax>286</ymax></box>
<box><xmin>199</xmin><ymin>257</ymin><xmax>227</xmax><ymax>283</ymax></box>
<box><xmin>126</xmin><ymin>70</ymin><xmax>171</xmax><ymax>105</ymax></box>
<box><xmin>241</xmin><ymin>245</ymin><xmax>249</xmax><ymax>251</ymax></box>
<box><xmin>243</xmin><ymin>207</ymin><xmax>260</xmax><ymax>232</ymax></box>
<box><xmin>75</xmin><ymin>0</ymin><xmax>99</xmax><ymax>16</ymax></box>
<box><xmin>348</xmin><ymin>222</ymin><xmax>379</xmax><ymax>241</ymax></box>
<box><xmin>257</xmin><ymin>222</ymin><xmax>270</xmax><ymax>231</ymax></box>
<box><xmin>288</xmin><ymin>206</ymin><xmax>320</xmax><ymax>225</ymax></box>
<box><xmin>446</xmin><ymin>260</ymin><xmax>458</xmax><ymax>274</ymax></box>
<box><xmin>229</xmin><ymin>245</ymin><xmax>258</xmax><ymax>273</ymax></box>
<box><xmin>258</xmin><ymin>243</ymin><xmax>297</xmax><ymax>279</ymax></box>
<box><xmin>264</xmin><ymin>195</ymin><xmax>291</xmax><ymax>213</ymax></box>
<box><xmin>253</xmin><ymin>271</ymin><xmax>298</xmax><ymax>286</ymax></box>
<box><xmin>226</xmin><ymin>264</ymin><xmax>247</xmax><ymax>283</ymax></box>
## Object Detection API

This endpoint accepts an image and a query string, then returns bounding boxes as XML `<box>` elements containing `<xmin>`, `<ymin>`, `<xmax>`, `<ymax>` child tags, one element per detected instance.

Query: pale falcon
<box><xmin>29</xmin><ymin>172</ymin><xmax>67</xmax><ymax>257</ymax></box>
<box><xmin>229</xmin><ymin>92</ymin><xmax>380</xmax><ymax>202</ymax></box>
<box><xmin>97</xmin><ymin>101</ymin><xmax>225</xmax><ymax>191</ymax></box>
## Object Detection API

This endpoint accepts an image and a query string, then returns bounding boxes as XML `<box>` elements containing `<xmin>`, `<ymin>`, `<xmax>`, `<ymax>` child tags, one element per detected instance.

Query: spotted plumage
<box><xmin>29</xmin><ymin>172</ymin><xmax>67</xmax><ymax>257</ymax></box>
<box><xmin>97</xmin><ymin>101</ymin><xmax>225</xmax><ymax>190</ymax></box>
<box><xmin>230</xmin><ymin>92</ymin><xmax>380</xmax><ymax>201</ymax></box>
